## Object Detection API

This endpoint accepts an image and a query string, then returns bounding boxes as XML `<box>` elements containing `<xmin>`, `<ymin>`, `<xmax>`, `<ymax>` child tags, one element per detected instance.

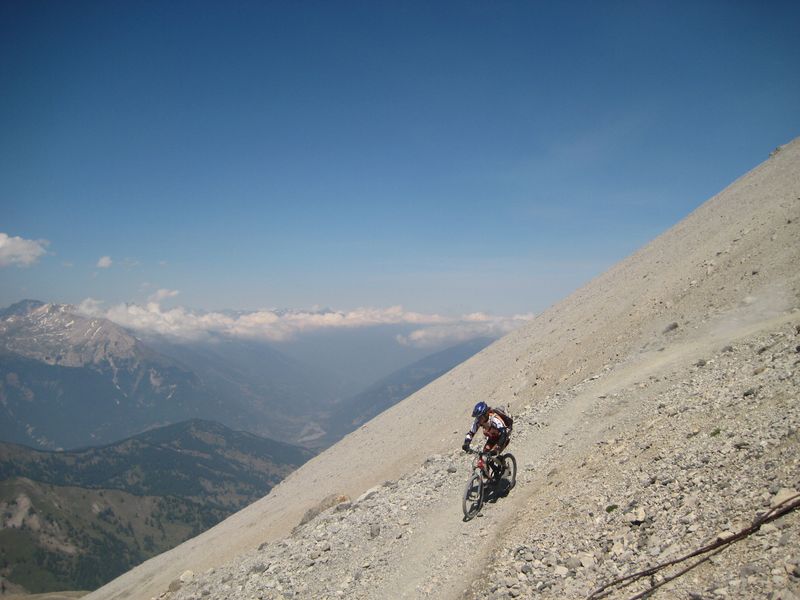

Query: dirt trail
<box><xmin>383</xmin><ymin>310</ymin><xmax>797</xmax><ymax>600</ymax></box>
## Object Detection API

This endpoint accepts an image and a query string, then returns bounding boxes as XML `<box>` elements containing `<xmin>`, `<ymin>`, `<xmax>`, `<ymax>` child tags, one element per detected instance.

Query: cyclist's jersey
<box><xmin>465</xmin><ymin>411</ymin><xmax>508</xmax><ymax>443</ymax></box>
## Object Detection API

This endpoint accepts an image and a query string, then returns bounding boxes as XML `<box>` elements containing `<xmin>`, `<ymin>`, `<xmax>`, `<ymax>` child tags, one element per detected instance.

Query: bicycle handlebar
<box><xmin>465</xmin><ymin>447</ymin><xmax>498</xmax><ymax>457</ymax></box>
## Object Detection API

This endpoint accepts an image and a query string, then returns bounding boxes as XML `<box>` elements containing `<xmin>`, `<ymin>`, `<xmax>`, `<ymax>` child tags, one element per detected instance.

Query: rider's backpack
<box><xmin>491</xmin><ymin>406</ymin><xmax>514</xmax><ymax>432</ymax></box>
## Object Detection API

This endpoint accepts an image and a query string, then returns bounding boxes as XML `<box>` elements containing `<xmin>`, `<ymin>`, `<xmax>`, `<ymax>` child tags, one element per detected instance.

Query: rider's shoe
<box><xmin>491</xmin><ymin>462</ymin><xmax>505</xmax><ymax>481</ymax></box>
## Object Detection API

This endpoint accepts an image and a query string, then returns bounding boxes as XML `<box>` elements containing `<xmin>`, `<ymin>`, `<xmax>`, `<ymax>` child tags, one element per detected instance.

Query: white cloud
<box><xmin>148</xmin><ymin>288</ymin><xmax>180</xmax><ymax>303</ymax></box>
<box><xmin>75</xmin><ymin>298</ymin><xmax>530</xmax><ymax>346</ymax></box>
<box><xmin>97</xmin><ymin>256</ymin><xmax>113</xmax><ymax>268</ymax></box>
<box><xmin>0</xmin><ymin>233</ymin><xmax>48</xmax><ymax>267</ymax></box>
<box><xmin>396</xmin><ymin>313</ymin><xmax>535</xmax><ymax>347</ymax></box>
<box><xmin>77</xmin><ymin>297</ymin><xmax>105</xmax><ymax>315</ymax></box>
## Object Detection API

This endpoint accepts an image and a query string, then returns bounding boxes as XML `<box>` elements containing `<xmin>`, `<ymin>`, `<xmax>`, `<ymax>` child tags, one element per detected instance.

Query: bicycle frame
<box><xmin>469</xmin><ymin>448</ymin><xmax>497</xmax><ymax>481</ymax></box>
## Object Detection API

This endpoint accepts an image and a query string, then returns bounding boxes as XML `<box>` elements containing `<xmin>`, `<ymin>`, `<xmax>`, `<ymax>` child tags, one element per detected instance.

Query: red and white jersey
<box><xmin>467</xmin><ymin>411</ymin><xmax>507</xmax><ymax>441</ymax></box>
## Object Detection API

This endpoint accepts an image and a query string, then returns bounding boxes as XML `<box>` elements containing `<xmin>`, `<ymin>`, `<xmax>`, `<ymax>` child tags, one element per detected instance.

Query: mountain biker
<box><xmin>461</xmin><ymin>401</ymin><xmax>511</xmax><ymax>480</ymax></box>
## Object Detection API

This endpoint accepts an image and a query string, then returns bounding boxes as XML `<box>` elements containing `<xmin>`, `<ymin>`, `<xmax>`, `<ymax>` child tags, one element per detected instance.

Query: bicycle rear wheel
<box><xmin>500</xmin><ymin>453</ymin><xmax>517</xmax><ymax>489</ymax></box>
<box><xmin>462</xmin><ymin>470</ymin><xmax>484</xmax><ymax>520</ymax></box>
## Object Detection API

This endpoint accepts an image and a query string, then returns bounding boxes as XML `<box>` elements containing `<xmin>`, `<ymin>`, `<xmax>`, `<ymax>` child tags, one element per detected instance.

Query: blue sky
<box><xmin>2</xmin><ymin>1</ymin><xmax>799</xmax><ymax>335</ymax></box>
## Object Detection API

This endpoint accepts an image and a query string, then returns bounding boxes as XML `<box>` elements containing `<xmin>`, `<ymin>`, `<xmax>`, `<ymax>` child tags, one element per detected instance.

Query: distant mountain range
<box><xmin>0</xmin><ymin>419</ymin><xmax>314</xmax><ymax>592</ymax></box>
<box><xmin>0</xmin><ymin>300</ymin><xmax>491</xmax><ymax>450</ymax></box>
<box><xmin>0</xmin><ymin>300</ymin><xmax>348</xmax><ymax>448</ymax></box>
<box><xmin>0</xmin><ymin>300</ymin><xmax>222</xmax><ymax>449</ymax></box>
<box><xmin>0</xmin><ymin>299</ymin><xmax>492</xmax><ymax>592</ymax></box>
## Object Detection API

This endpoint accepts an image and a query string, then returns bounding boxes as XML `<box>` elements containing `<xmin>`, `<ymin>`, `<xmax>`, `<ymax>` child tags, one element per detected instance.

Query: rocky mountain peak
<box><xmin>0</xmin><ymin>298</ymin><xmax>45</xmax><ymax>318</ymax></box>
<box><xmin>0</xmin><ymin>301</ymin><xmax>210</xmax><ymax>449</ymax></box>
<box><xmin>0</xmin><ymin>300</ymin><xmax>143</xmax><ymax>367</ymax></box>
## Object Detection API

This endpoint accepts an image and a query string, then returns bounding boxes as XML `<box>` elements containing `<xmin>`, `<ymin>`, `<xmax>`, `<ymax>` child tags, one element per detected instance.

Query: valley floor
<box><xmin>157</xmin><ymin>312</ymin><xmax>799</xmax><ymax>599</ymax></box>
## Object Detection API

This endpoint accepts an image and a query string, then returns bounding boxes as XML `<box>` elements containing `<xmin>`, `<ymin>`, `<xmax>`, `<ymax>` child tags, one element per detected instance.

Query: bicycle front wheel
<box><xmin>462</xmin><ymin>469</ymin><xmax>484</xmax><ymax>520</ymax></box>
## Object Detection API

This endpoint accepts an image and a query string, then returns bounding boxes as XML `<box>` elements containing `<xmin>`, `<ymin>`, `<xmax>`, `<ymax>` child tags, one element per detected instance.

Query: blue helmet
<box><xmin>472</xmin><ymin>401</ymin><xmax>489</xmax><ymax>418</ymax></box>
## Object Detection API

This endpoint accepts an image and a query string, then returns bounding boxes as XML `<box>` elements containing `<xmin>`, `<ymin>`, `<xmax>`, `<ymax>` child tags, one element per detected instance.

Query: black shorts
<box><xmin>484</xmin><ymin>431</ymin><xmax>509</xmax><ymax>454</ymax></box>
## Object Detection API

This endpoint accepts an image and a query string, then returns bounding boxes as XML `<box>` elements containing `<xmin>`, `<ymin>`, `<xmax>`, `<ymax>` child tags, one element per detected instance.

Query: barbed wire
<box><xmin>587</xmin><ymin>492</ymin><xmax>800</xmax><ymax>600</ymax></box>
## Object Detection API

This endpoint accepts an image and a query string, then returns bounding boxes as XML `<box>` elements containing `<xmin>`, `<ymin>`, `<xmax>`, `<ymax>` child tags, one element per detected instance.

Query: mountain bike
<box><xmin>462</xmin><ymin>447</ymin><xmax>516</xmax><ymax>520</ymax></box>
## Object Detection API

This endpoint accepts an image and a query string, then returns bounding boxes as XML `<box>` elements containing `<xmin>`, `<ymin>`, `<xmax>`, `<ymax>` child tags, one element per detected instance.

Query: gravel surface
<box><xmin>151</xmin><ymin>319</ymin><xmax>800</xmax><ymax>600</ymax></box>
<box><xmin>86</xmin><ymin>142</ymin><xmax>800</xmax><ymax>600</ymax></box>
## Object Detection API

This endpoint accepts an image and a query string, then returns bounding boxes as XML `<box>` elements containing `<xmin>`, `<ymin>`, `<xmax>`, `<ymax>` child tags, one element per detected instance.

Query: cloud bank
<box><xmin>96</xmin><ymin>256</ymin><xmax>113</xmax><ymax>268</ymax></box>
<box><xmin>148</xmin><ymin>288</ymin><xmax>180</xmax><ymax>303</ymax></box>
<box><xmin>395</xmin><ymin>312</ymin><xmax>534</xmax><ymax>347</ymax></box>
<box><xmin>0</xmin><ymin>233</ymin><xmax>48</xmax><ymax>267</ymax></box>
<box><xmin>77</xmin><ymin>298</ymin><xmax>533</xmax><ymax>347</ymax></box>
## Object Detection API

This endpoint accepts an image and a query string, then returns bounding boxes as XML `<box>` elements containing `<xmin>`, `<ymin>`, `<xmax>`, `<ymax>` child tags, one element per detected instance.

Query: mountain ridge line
<box><xmin>86</xmin><ymin>137</ymin><xmax>800</xmax><ymax>600</ymax></box>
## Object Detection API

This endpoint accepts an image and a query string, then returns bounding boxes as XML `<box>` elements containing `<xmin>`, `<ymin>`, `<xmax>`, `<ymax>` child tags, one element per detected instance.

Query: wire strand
<box><xmin>587</xmin><ymin>493</ymin><xmax>800</xmax><ymax>600</ymax></box>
